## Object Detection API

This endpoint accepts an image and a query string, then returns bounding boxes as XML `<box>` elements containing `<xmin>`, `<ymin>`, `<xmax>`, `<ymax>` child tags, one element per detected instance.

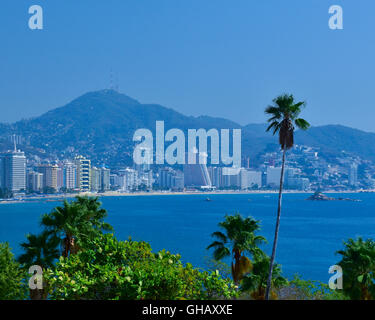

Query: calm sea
<box><xmin>1</xmin><ymin>193</ymin><xmax>374</xmax><ymax>282</ymax></box>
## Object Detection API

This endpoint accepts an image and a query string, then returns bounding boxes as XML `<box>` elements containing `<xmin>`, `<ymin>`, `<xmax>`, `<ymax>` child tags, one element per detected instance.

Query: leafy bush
<box><xmin>276</xmin><ymin>274</ymin><xmax>347</xmax><ymax>300</ymax></box>
<box><xmin>45</xmin><ymin>234</ymin><xmax>238</xmax><ymax>300</ymax></box>
<box><xmin>336</xmin><ymin>237</ymin><xmax>375</xmax><ymax>300</ymax></box>
<box><xmin>0</xmin><ymin>243</ymin><xmax>27</xmax><ymax>300</ymax></box>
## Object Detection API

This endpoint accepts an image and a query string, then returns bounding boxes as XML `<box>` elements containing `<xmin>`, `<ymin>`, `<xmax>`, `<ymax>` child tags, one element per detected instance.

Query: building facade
<box><xmin>74</xmin><ymin>155</ymin><xmax>91</xmax><ymax>192</ymax></box>
<box><xmin>1</xmin><ymin>150</ymin><xmax>27</xmax><ymax>193</ymax></box>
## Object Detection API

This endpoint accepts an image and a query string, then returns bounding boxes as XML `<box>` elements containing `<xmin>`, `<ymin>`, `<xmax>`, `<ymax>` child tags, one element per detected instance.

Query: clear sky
<box><xmin>1</xmin><ymin>0</ymin><xmax>374</xmax><ymax>132</ymax></box>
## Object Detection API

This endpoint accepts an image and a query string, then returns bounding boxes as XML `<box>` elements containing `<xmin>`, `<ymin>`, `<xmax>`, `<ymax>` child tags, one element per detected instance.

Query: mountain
<box><xmin>1</xmin><ymin>90</ymin><xmax>374</xmax><ymax>168</ymax></box>
<box><xmin>295</xmin><ymin>125</ymin><xmax>375</xmax><ymax>162</ymax></box>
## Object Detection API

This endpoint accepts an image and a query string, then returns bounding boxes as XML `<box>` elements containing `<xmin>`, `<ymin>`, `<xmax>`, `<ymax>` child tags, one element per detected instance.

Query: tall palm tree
<box><xmin>264</xmin><ymin>94</ymin><xmax>310</xmax><ymax>300</ymax></box>
<box><xmin>337</xmin><ymin>237</ymin><xmax>375</xmax><ymax>300</ymax></box>
<box><xmin>18</xmin><ymin>231</ymin><xmax>60</xmax><ymax>300</ymax></box>
<box><xmin>207</xmin><ymin>213</ymin><xmax>266</xmax><ymax>283</ymax></box>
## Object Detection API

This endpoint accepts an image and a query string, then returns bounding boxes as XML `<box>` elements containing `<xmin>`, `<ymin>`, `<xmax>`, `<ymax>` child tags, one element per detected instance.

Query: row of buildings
<box><xmin>0</xmin><ymin>147</ymin><xmax>110</xmax><ymax>194</ymax></box>
<box><xmin>156</xmin><ymin>165</ymin><xmax>310</xmax><ymax>191</ymax></box>
<box><xmin>0</xmin><ymin>147</ymin><xmax>313</xmax><ymax>195</ymax></box>
<box><xmin>0</xmin><ymin>143</ymin><xmax>364</xmax><ymax>196</ymax></box>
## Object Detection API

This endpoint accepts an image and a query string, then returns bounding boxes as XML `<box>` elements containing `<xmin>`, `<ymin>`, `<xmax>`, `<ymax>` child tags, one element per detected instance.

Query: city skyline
<box><xmin>0</xmin><ymin>137</ymin><xmax>369</xmax><ymax>197</ymax></box>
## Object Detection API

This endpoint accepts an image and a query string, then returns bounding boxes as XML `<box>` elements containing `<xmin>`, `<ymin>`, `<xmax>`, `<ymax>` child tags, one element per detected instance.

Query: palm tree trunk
<box><xmin>265</xmin><ymin>144</ymin><xmax>287</xmax><ymax>300</ymax></box>
<box><xmin>63</xmin><ymin>234</ymin><xmax>71</xmax><ymax>258</ymax></box>
<box><xmin>232</xmin><ymin>250</ymin><xmax>241</xmax><ymax>284</ymax></box>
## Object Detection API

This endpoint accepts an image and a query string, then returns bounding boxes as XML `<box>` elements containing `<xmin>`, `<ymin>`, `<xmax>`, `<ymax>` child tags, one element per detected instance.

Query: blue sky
<box><xmin>1</xmin><ymin>0</ymin><xmax>374</xmax><ymax>131</ymax></box>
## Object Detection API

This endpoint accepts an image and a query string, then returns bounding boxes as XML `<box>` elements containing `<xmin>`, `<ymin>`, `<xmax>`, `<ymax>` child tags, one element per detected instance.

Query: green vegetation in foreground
<box><xmin>0</xmin><ymin>243</ymin><xmax>27</xmax><ymax>300</ymax></box>
<box><xmin>0</xmin><ymin>196</ymin><xmax>370</xmax><ymax>300</ymax></box>
<box><xmin>44</xmin><ymin>233</ymin><xmax>237</xmax><ymax>300</ymax></box>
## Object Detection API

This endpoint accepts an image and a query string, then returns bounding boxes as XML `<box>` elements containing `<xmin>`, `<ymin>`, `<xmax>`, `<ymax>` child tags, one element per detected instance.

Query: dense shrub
<box><xmin>0</xmin><ymin>243</ymin><xmax>27</xmax><ymax>300</ymax></box>
<box><xmin>276</xmin><ymin>275</ymin><xmax>347</xmax><ymax>300</ymax></box>
<box><xmin>44</xmin><ymin>234</ymin><xmax>238</xmax><ymax>300</ymax></box>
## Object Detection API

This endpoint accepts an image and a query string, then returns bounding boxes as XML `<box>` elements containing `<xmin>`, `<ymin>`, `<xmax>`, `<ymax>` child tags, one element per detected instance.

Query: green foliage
<box><xmin>336</xmin><ymin>237</ymin><xmax>375</xmax><ymax>300</ymax></box>
<box><xmin>241</xmin><ymin>253</ymin><xmax>287</xmax><ymax>300</ymax></box>
<box><xmin>278</xmin><ymin>274</ymin><xmax>347</xmax><ymax>300</ymax></box>
<box><xmin>265</xmin><ymin>93</ymin><xmax>310</xmax><ymax>150</ymax></box>
<box><xmin>207</xmin><ymin>213</ymin><xmax>266</xmax><ymax>283</ymax></box>
<box><xmin>0</xmin><ymin>243</ymin><xmax>27</xmax><ymax>300</ymax></box>
<box><xmin>204</xmin><ymin>256</ymin><xmax>232</xmax><ymax>279</ymax></box>
<box><xmin>17</xmin><ymin>196</ymin><xmax>115</xmax><ymax>299</ymax></box>
<box><xmin>208</xmin><ymin>213</ymin><xmax>266</xmax><ymax>258</ymax></box>
<box><xmin>41</xmin><ymin>196</ymin><xmax>113</xmax><ymax>257</ymax></box>
<box><xmin>18</xmin><ymin>231</ymin><xmax>60</xmax><ymax>269</ymax></box>
<box><xmin>45</xmin><ymin>233</ymin><xmax>238</xmax><ymax>300</ymax></box>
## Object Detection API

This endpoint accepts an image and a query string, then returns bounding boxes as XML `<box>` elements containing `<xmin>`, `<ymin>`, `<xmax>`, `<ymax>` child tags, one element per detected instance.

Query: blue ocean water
<box><xmin>1</xmin><ymin>193</ymin><xmax>374</xmax><ymax>283</ymax></box>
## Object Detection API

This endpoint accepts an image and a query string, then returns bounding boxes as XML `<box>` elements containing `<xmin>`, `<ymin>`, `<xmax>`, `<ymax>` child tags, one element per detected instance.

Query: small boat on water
<box><xmin>204</xmin><ymin>197</ymin><xmax>212</xmax><ymax>202</ymax></box>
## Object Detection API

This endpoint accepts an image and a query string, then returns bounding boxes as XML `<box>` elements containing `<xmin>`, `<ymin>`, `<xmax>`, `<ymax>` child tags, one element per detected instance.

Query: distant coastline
<box><xmin>1</xmin><ymin>189</ymin><xmax>374</xmax><ymax>204</ymax></box>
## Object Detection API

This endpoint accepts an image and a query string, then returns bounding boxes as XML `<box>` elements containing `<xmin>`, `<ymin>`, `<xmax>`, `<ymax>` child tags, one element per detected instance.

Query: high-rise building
<box><xmin>134</xmin><ymin>147</ymin><xmax>152</xmax><ymax>173</ymax></box>
<box><xmin>37</xmin><ymin>164</ymin><xmax>59</xmax><ymax>191</ymax></box>
<box><xmin>64</xmin><ymin>162</ymin><xmax>77</xmax><ymax>190</ymax></box>
<box><xmin>138</xmin><ymin>170</ymin><xmax>153</xmax><ymax>189</ymax></box>
<box><xmin>100</xmin><ymin>167</ymin><xmax>111</xmax><ymax>191</ymax></box>
<box><xmin>74</xmin><ymin>155</ymin><xmax>91</xmax><ymax>192</ymax></box>
<box><xmin>266</xmin><ymin>166</ymin><xmax>282</xmax><ymax>187</ymax></box>
<box><xmin>1</xmin><ymin>148</ymin><xmax>27</xmax><ymax>193</ymax></box>
<box><xmin>222</xmin><ymin>167</ymin><xmax>241</xmax><ymax>188</ymax></box>
<box><xmin>172</xmin><ymin>171</ymin><xmax>184</xmax><ymax>190</ymax></box>
<box><xmin>110</xmin><ymin>174</ymin><xmax>125</xmax><ymax>191</ymax></box>
<box><xmin>183</xmin><ymin>150</ymin><xmax>211</xmax><ymax>188</ymax></box>
<box><xmin>208</xmin><ymin>167</ymin><xmax>223</xmax><ymax>188</ymax></box>
<box><xmin>158</xmin><ymin>168</ymin><xmax>174</xmax><ymax>189</ymax></box>
<box><xmin>118</xmin><ymin>168</ymin><xmax>138</xmax><ymax>191</ymax></box>
<box><xmin>56</xmin><ymin>165</ymin><xmax>64</xmax><ymax>190</ymax></box>
<box><xmin>240</xmin><ymin>169</ymin><xmax>262</xmax><ymax>189</ymax></box>
<box><xmin>27</xmin><ymin>171</ymin><xmax>43</xmax><ymax>192</ymax></box>
<box><xmin>157</xmin><ymin>168</ymin><xmax>183</xmax><ymax>190</ymax></box>
<box><xmin>90</xmin><ymin>167</ymin><xmax>101</xmax><ymax>192</ymax></box>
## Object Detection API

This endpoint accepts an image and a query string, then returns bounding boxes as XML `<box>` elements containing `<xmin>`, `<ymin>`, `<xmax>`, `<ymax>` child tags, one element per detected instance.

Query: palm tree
<box><xmin>264</xmin><ymin>94</ymin><xmax>310</xmax><ymax>300</ymax></box>
<box><xmin>18</xmin><ymin>231</ymin><xmax>60</xmax><ymax>300</ymax></box>
<box><xmin>75</xmin><ymin>196</ymin><xmax>113</xmax><ymax>233</ymax></box>
<box><xmin>241</xmin><ymin>253</ymin><xmax>287</xmax><ymax>300</ymax></box>
<box><xmin>18</xmin><ymin>231</ymin><xmax>60</xmax><ymax>269</ymax></box>
<box><xmin>337</xmin><ymin>237</ymin><xmax>375</xmax><ymax>300</ymax></box>
<box><xmin>207</xmin><ymin>213</ymin><xmax>266</xmax><ymax>283</ymax></box>
<box><xmin>41</xmin><ymin>200</ymin><xmax>90</xmax><ymax>257</ymax></box>
<box><xmin>41</xmin><ymin>197</ymin><xmax>113</xmax><ymax>258</ymax></box>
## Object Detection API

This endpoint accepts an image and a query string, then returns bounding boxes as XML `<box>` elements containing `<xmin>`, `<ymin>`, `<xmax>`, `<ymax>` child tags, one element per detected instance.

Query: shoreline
<box><xmin>0</xmin><ymin>189</ymin><xmax>374</xmax><ymax>204</ymax></box>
